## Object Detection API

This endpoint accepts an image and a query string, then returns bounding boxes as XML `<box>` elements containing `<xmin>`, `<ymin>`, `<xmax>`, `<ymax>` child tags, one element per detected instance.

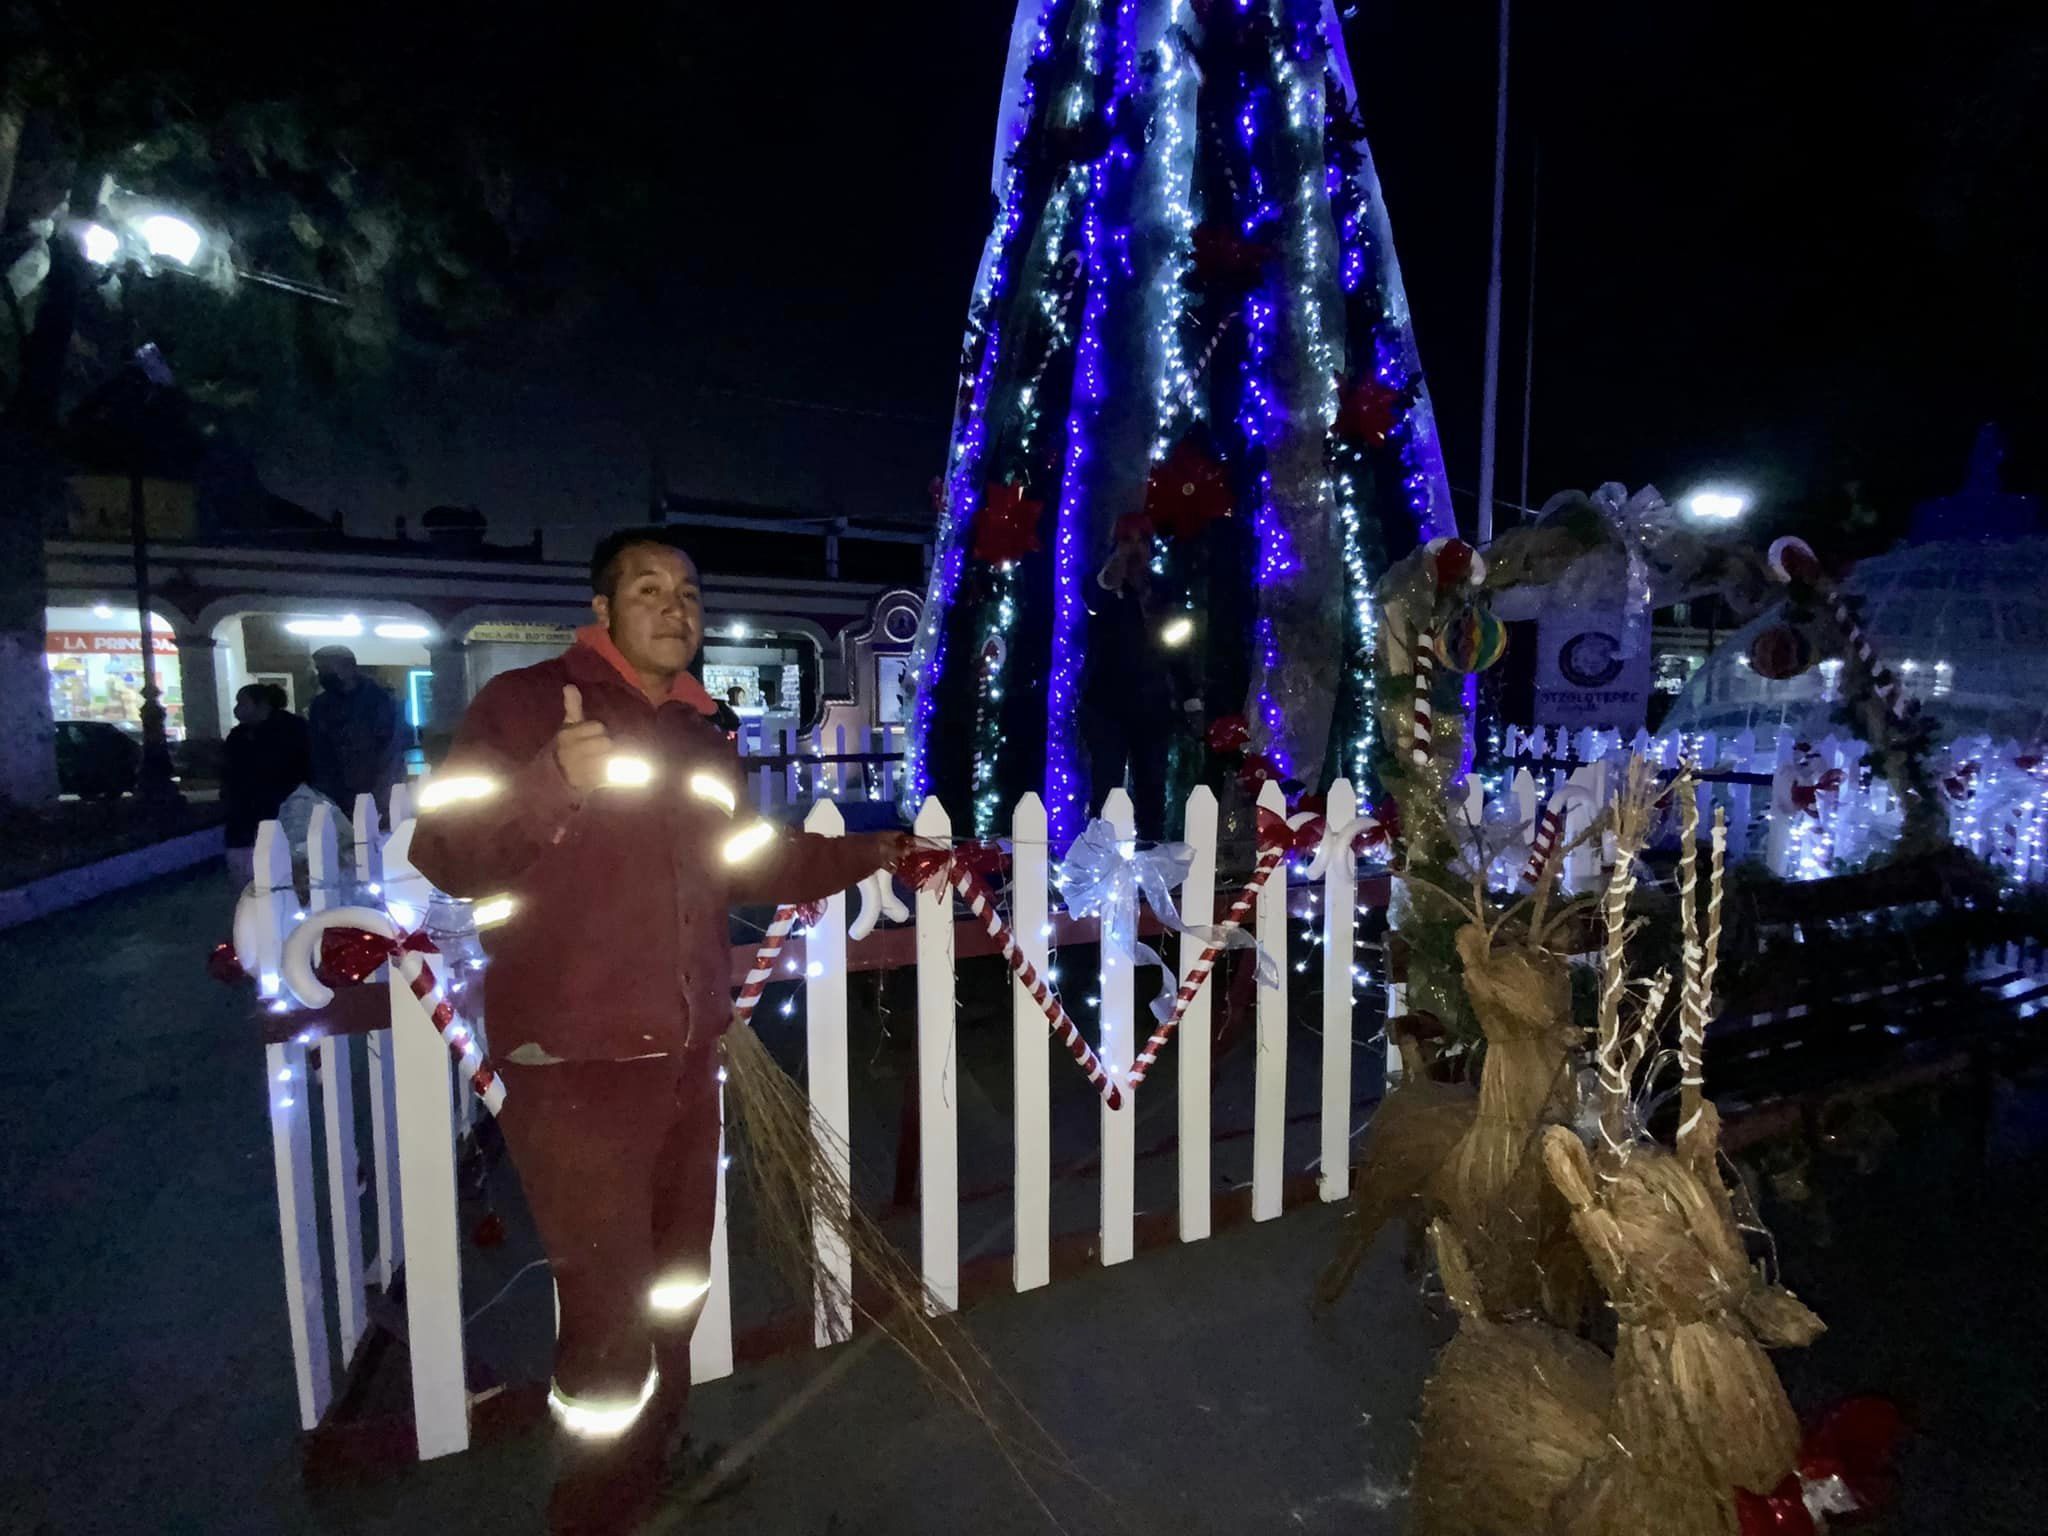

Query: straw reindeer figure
<box><xmin>1319</xmin><ymin>773</ymin><xmax>1612</xmax><ymax>1321</ymax></box>
<box><xmin>1411</xmin><ymin>765</ymin><xmax>1825</xmax><ymax>1536</ymax></box>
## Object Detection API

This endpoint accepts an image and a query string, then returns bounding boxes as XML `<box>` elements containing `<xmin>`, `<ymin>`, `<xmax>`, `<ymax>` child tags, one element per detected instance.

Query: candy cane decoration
<box><xmin>1126</xmin><ymin>810</ymin><xmax>1310</xmax><ymax>1089</ymax></box>
<box><xmin>731</xmin><ymin>902</ymin><xmax>820</xmax><ymax>1032</ymax></box>
<box><xmin>282</xmin><ymin>906</ymin><xmax>505</xmax><ymax>1114</ymax></box>
<box><xmin>937</xmin><ymin>862</ymin><xmax>1123</xmax><ymax>1109</ymax></box>
<box><xmin>749</xmin><ymin>865</ymin><xmax>1124</xmax><ymax>1109</ymax></box>
<box><xmin>1770</xmin><ymin>536</ymin><xmax>1910</xmax><ymax>721</ymax></box>
<box><xmin>1410</xmin><ymin>638</ymin><xmax>1436</xmax><ymax>767</ymax></box>
<box><xmin>1519</xmin><ymin>782</ymin><xmax>1592</xmax><ymax>887</ymax></box>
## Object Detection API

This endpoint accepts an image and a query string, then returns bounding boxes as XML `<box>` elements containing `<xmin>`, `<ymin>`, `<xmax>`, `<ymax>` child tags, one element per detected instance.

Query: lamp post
<box><xmin>123</xmin><ymin>343</ymin><xmax>181</xmax><ymax>804</ymax></box>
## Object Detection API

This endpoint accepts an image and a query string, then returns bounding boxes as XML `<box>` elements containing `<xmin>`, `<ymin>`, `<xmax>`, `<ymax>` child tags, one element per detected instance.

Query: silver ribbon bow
<box><xmin>1589</xmin><ymin>481</ymin><xmax>1673</xmax><ymax>660</ymax></box>
<box><xmin>1056</xmin><ymin>819</ymin><xmax>1264</xmax><ymax>1020</ymax></box>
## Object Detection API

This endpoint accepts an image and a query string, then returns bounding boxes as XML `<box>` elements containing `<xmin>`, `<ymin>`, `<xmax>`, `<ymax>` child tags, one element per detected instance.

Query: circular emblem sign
<box><xmin>1559</xmin><ymin>630</ymin><xmax>1624</xmax><ymax>689</ymax></box>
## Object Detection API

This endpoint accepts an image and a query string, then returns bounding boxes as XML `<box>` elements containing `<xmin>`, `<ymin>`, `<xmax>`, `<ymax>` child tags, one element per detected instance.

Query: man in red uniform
<box><xmin>411</xmin><ymin>528</ymin><xmax>904</xmax><ymax>1533</ymax></box>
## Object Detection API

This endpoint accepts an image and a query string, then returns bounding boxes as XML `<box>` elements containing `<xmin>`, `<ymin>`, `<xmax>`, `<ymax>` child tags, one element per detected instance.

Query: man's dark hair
<box><xmin>236</xmin><ymin>682</ymin><xmax>269</xmax><ymax>706</ymax></box>
<box><xmin>590</xmin><ymin>526</ymin><xmax>690</xmax><ymax>597</ymax></box>
<box><xmin>264</xmin><ymin>684</ymin><xmax>291</xmax><ymax>711</ymax></box>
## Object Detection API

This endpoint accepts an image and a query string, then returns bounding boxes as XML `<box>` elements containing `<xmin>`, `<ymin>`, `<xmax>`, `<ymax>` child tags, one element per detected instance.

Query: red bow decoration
<box><xmin>207</xmin><ymin>941</ymin><xmax>248</xmax><ymax>986</ymax></box>
<box><xmin>1258</xmin><ymin>806</ymin><xmax>1325</xmax><ymax>856</ymax></box>
<box><xmin>1943</xmin><ymin>761</ymin><xmax>1980</xmax><ymax>801</ymax></box>
<box><xmin>1205</xmin><ymin>714</ymin><xmax>1251</xmax><ymax>754</ymax></box>
<box><xmin>1737</xmin><ymin>1397</ymin><xmax>1902</xmax><ymax>1536</ymax></box>
<box><xmin>972</xmin><ymin>482</ymin><xmax>1044</xmax><ymax>565</ymax></box>
<box><xmin>1237</xmin><ymin>753</ymin><xmax>1280</xmax><ymax>794</ymax></box>
<box><xmin>1790</xmin><ymin>767</ymin><xmax>1845</xmax><ymax>818</ymax></box>
<box><xmin>318</xmin><ymin>925</ymin><xmax>437</xmax><ymax>990</ymax></box>
<box><xmin>1333</xmin><ymin>373</ymin><xmax>1404</xmax><ymax>448</ymax></box>
<box><xmin>1191</xmin><ymin>222</ymin><xmax>1277</xmax><ymax>281</ymax></box>
<box><xmin>899</xmin><ymin>841</ymin><xmax>1010</xmax><ymax>894</ymax></box>
<box><xmin>1144</xmin><ymin>438</ymin><xmax>1235</xmax><ymax>540</ymax></box>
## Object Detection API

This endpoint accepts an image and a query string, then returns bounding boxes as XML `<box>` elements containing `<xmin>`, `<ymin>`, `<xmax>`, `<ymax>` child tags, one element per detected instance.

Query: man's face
<box><xmin>316</xmin><ymin>655</ymin><xmax>357</xmax><ymax>693</ymax></box>
<box><xmin>234</xmin><ymin>693</ymin><xmax>266</xmax><ymax>726</ymax></box>
<box><xmin>595</xmin><ymin>543</ymin><xmax>701</xmax><ymax>677</ymax></box>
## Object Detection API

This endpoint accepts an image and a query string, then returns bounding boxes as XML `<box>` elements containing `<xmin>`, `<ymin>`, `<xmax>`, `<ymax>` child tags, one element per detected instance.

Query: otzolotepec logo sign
<box><xmin>1536</xmin><ymin>609</ymin><xmax>1651</xmax><ymax>729</ymax></box>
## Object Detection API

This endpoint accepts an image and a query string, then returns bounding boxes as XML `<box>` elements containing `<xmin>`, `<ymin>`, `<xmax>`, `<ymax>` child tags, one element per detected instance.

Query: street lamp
<box><xmin>1683</xmin><ymin>487</ymin><xmax>1752</xmax><ymax>522</ymax></box>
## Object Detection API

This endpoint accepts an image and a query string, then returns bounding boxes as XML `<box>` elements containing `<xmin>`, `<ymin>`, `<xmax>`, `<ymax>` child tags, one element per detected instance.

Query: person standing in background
<box><xmin>307</xmin><ymin>645</ymin><xmax>405</xmax><ymax>816</ymax></box>
<box><xmin>222</xmin><ymin>683</ymin><xmax>310</xmax><ymax>885</ymax></box>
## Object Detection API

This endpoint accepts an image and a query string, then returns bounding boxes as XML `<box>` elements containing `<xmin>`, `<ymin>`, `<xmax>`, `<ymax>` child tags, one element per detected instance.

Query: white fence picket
<box><xmin>803</xmin><ymin>801</ymin><xmax>853</xmax><ymax>1346</ymax></box>
<box><xmin>914</xmin><ymin>796</ymin><xmax>959</xmax><ymax>1312</ymax></box>
<box><xmin>1098</xmin><ymin>789</ymin><xmax>1137</xmax><ymax>1266</ymax></box>
<box><xmin>1177</xmin><ymin>787</ymin><xmax>1218</xmax><ymax>1243</ymax></box>
<box><xmin>257</xmin><ymin>821</ymin><xmax>332</xmax><ymax>1431</ymax></box>
<box><xmin>689</xmin><ymin>1092</ymin><xmax>735</xmax><ymax>1384</ymax></box>
<box><xmin>1011</xmin><ymin>794</ymin><xmax>1052</xmax><ymax>1290</ymax></box>
<box><xmin>307</xmin><ymin>805</ymin><xmax>367</xmax><ymax>1364</ymax></box>
<box><xmin>1252</xmin><ymin>779</ymin><xmax>1289</xmax><ymax>1222</ymax></box>
<box><xmin>382</xmin><ymin>821</ymin><xmax>470</xmax><ymax>1459</ymax></box>
<box><xmin>353</xmin><ymin>795</ymin><xmax>403</xmax><ymax>1289</ymax></box>
<box><xmin>1319</xmin><ymin>778</ymin><xmax>1357</xmax><ymax>1203</ymax></box>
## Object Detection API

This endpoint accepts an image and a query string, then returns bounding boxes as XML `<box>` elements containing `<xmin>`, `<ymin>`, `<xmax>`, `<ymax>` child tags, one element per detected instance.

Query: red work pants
<box><xmin>498</xmin><ymin>1049</ymin><xmax>721</xmax><ymax>1525</ymax></box>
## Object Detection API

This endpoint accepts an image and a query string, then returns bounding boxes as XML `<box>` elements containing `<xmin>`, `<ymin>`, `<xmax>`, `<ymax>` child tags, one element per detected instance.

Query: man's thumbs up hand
<box><xmin>554</xmin><ymin>684</ymin><xmax>612</xmax><ymax>794</ymax></box>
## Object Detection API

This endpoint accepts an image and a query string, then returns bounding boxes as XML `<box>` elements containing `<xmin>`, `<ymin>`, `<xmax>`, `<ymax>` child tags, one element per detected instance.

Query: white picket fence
<box><xmin>245</xmin><ymin>776</ymin><xmax>1384</xmax><ymax>1461</ymax></box>
<box><xmin>1502</xmin><ymin>723</ymin><xmax>2048</xmax><ymax>885</ymax></box>
<box><xmin>244</xmin><ymin>725</ymin><xmax>2045</xmax><ymax>1461</ymax></box>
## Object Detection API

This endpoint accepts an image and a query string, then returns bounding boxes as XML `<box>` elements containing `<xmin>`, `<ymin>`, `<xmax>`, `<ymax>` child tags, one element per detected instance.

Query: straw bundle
<box><xmin>721</xmin><ymin>1025</ymin><xmax>1079</xmax><ymax>1500</ymax></box>
<box><xmin>1412</xmin><ymin>1225</ymin><xmax>1613</xmax><ymax>1536</ymax></box>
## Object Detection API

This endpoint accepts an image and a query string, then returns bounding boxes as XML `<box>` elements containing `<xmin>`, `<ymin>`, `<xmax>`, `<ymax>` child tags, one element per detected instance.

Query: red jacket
<box><xmin>409</xmin><ymin>628</ymin><xmax>884</xmax><ymax>1062</ymax></box>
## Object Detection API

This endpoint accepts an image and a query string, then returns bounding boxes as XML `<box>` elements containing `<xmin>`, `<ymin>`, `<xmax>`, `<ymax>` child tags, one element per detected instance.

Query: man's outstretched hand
<box><xmin>867</xmin><ymin>831</ymin><xmax>917</xmax><ymax>874</ymax></box>
<box><xmin>553</xmin><ymin>685</ymin><xmax>613</xmax><ymax>795</ymax></box>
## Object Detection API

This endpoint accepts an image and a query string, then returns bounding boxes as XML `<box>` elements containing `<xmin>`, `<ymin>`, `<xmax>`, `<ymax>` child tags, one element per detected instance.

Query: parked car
<box><xmin>55</xmin><ymin>719</ymin><xmax>141</xmax><ymax>799</ymax></box>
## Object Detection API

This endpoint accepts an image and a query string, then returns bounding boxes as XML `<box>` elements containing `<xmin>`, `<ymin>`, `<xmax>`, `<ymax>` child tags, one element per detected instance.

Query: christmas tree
<box><xmin>906</xmin><ymin>0</ymin><xmax>1455</xmax><ymax>845</ymax></box>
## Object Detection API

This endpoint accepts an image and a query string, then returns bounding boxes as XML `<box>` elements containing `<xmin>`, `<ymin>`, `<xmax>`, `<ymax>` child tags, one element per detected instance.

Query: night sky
<box><xmin>263</xmin><ymin>2</ymin><xmax>2048</xmax><ymax>559</ymax></box>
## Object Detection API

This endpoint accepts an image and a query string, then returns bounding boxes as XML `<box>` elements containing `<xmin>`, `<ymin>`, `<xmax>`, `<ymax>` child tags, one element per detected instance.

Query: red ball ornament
<box><xmin>206</xmin><ymin>941</ymin><xmax>247</xmax><ymax>986</ymax></box>
<box><xmin>1145</xmin><ymin>438</ymin><xmax>1235</xmax><ymax>540</ymax></box>
<box><xmin>1735</xmin><ymin>1478</ymin><xmax>1816</xmax><ymax>1536</ymax></box>
<box><xmin>1205</xmin><ymin>714</ymin><xmax>1251</xmax><ymax>754</ymax></box>
<box><xmin>1237</xmin><ymin>753</ymin><xmax>1279</xmax><ymax>793</ymax></box>
<box><xmin>1748</xmin><ymin>624</ymin><xmax>1815</xmax><ymax>681</ymax></box>
<box><xmin>972</xmin><ymin>482</ymin><xmax>1044</xmax><ymax>565</ymax></box>
<box><xmin>1334</xmin><ymin>374</ymin><xmax>1404</xmax><ymax>447</ymax></box>
<box><xmin>1432</xmin><ymin>606</ymin><xmax>1508</xmax><ymax>674</ymax></box>
<box><xmin>1424</xmin><ymin>536</ymin><xmax>1482</xmax><ymax>591</ymax></box>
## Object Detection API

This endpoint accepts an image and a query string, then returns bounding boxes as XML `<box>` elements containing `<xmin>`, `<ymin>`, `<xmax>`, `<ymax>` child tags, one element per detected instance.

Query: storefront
<box><xmin>44</xmin><ymin>606</ymin><xmax>184</xmax><ymax>738</ymax></box>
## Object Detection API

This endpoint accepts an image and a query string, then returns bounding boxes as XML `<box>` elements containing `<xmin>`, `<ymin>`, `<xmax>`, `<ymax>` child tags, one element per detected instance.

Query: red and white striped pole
<box><xmin>1411</xmin><ymin>640</ymin><xmax>1436</xmax><ymax>767</ymax></box>
<box><xmin>1127</xmin><ymin>840</ymin><xmax>1285</xmax><ymax>1089</ymax></box>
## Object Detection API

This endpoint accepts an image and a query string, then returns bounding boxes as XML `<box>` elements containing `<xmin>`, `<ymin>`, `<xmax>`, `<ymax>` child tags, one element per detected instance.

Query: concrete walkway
<box><xmin>2</xmin><ymin>865</ymin><xmax>2043</xmax><ymax>1534</ymax></box>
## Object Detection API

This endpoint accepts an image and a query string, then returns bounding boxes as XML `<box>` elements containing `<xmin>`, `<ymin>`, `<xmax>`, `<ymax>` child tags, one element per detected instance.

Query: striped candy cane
<box><xmin>281</xmin><ymin>906</ymin><xmax>505</xmax><ymax>1114</ymax></box>
<box><xmin>1126</xmin><ymin>808</ymin><xmax>1307</xmax><ymax>1089</ymax></box>
<box><xmin>1520</xmin><ymin>803</ymin><xmax>1566</xmax><ymax>886</ymax></box>
<box><xmin>1411</xmin><ymin>639</ymin><xmax>1436</xmax><ymax>767</ymax></box>
<box><xmin>753</xmin><ymin>869</ymin><xmax>1124</xmax><ymax>1109</ymax></box>
<box><xmin>730</xmin><ymin>903</ymin><xmax>820</xmax><ymax>1032</ymax></box>
<box><xmin>1770</xmin><ymin>536</ymin><xmax>1910</xmax><ymax>721</ymax></box>
<box><xmin>948</xmin><ymin>863</ymin><xmax>1124</xmax><ymax>1111</ymax></box>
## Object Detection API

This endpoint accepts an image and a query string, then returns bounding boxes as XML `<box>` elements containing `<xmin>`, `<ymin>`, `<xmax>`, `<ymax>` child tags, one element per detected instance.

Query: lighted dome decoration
<box><xmin>1665</xmin><ymin>537</ymin><xmax>2048</xmax><ymax>747</ymax></box>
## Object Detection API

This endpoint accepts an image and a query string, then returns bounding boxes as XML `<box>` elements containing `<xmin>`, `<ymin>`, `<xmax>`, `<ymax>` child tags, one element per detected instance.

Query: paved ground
<box><xmin>2</xmin><ymin>864</ymin><xmax>2044</xmax><ymax>1535</ymax></box>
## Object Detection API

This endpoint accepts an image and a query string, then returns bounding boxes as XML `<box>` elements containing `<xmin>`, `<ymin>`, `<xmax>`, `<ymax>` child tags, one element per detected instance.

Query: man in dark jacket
<box><xmin>307</xmin><ymin>645</ymin><xmax>405</xmax><ymax>816</ymax></box>
<box><xmin>222</xmin><ymin>683</ymin><xmax>310</xmax><ymax>886</ymax></box>
<box><xmin>409</xmin><ymin>528</ymin><xmax>904</xmax><ymax>1535</ymax></box>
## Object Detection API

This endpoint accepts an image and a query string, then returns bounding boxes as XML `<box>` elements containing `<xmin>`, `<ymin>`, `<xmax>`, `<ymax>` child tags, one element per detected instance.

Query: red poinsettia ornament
<box><xmin>1334</xmin><ymin>373</ymin><xmax>1404</xmax><ymax>448</ymax></box>
<box><xmin>1205</xmin><ymin>714</ymin><xmax>1252</xmax><ymax>754</ymax></box>
<box><xmin>972</xmin><ymin>482</ymin><xmax>1044</xmax><ymax>565</ymax></box>
<box><xmin>1236</xmin><ymin>753</ymin><xmax>1280</xmax><ymax>793</ymax></box>
<box><xmin>1145</xmin><ymin>439</ymin><xmax>1235</xmax><ymax>539</ymax></box>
